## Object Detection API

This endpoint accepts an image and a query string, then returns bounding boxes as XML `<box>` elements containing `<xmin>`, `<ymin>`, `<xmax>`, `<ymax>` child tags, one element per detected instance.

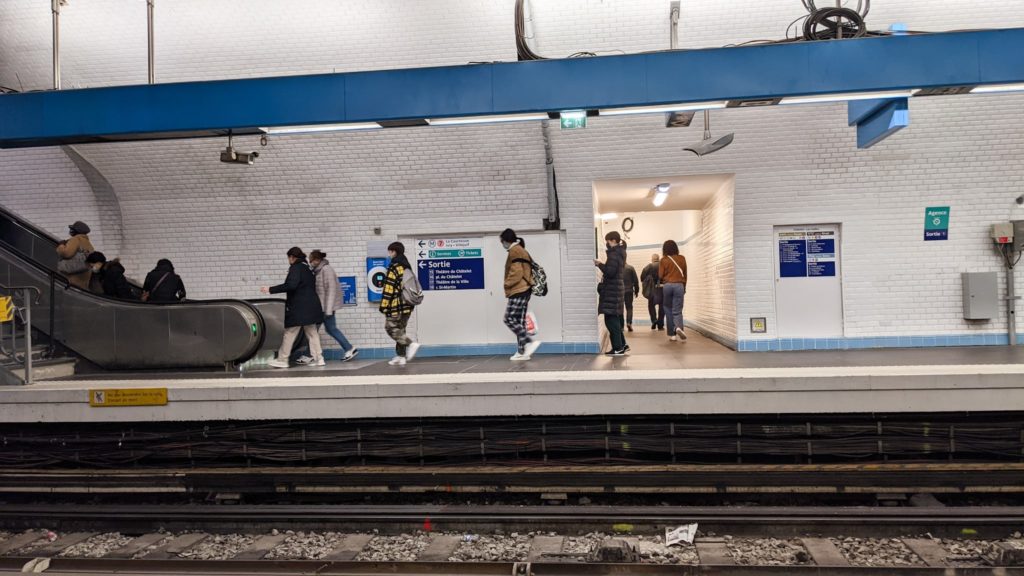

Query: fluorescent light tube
<box><xmin>780</xmin><ymin>90</ymin><xmax>916</xmax><ymax>105</ymax></box>
<box><xmin>599</xmin><ymin>101</ymin><xmax>727</xmax><ymax>116</ymax></box>
<box><xmin>971</xmin><ymin>83</ymin><xmax>1024</xmax><ymax>94</ymax></box>
<box><xmin>652</xmin><ymin>191</ymin><xmax>668</xmax><ymax>207</ymax></box>
<box><xmin>427</xmin><ymin>113</ymin><xmax>549</xmax><ymax>126</ymax></box>
<box><xmin>260</xmin><ymin>123</ymin><xmax>380</xmax><ymax>135</ymax></box>
<box><xmin>595</xmin><ymin>212</ymin><xmax>618</xmax><ymax>220</ymax></box>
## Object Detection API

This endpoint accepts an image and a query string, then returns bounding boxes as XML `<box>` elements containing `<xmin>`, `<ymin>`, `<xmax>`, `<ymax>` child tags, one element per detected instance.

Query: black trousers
<box><xmin>605</xmin><ymin>314</ymin><xmax>626</xmax><ymax>352</ymax></box>
<box><xmin>648</xmin><ymin>290</ymin><xmax>665</xmax><ymax>328</ymax></box>
<box><xmin>624</xmin><ymin>293</ymin><xmax>635</xmax><ymax>325</ymax></box>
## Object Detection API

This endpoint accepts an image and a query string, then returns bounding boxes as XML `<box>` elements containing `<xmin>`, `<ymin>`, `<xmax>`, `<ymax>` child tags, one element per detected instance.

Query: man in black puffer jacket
<box><xmin>595</xmin><ymin>231</ymin><xmax>628</xmax><ymax>356</ymax></box>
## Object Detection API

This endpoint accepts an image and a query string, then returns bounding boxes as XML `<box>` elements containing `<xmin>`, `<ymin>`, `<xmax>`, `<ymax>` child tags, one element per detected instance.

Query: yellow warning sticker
<box><xmin>89</xmin><ymin>388</ymin><xmax>168</xmax><ymax>407</ymax></box>
<box><xmin>0</xmin><ymin>296</ymin><xmax>13</xmax><ymax>323</ymax></box>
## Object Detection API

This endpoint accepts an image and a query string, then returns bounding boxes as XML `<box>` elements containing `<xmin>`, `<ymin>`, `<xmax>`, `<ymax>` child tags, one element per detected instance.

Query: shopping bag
<box><xmin>525</xmin><ymin>311</ymin><xmax>538</xmax><ymax>336</ymax></box>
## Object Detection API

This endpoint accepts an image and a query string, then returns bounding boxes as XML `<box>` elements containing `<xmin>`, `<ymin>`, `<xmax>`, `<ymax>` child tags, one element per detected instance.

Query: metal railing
<box><xmin>0</xmin><ymin>283</ymin><xmax>42</xmax><ymax>385</ymax></box>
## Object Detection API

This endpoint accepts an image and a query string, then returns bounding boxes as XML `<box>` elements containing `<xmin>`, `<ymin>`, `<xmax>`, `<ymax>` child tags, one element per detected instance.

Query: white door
<box><xmin>773</xmin><ymin>224</ymin><xmax>844</xmax><ymax>338</ymax></box>
<box><xmin>413</xmin><ymin>232</ymin><xmax>564</xmax><ymax>346</ymax></box>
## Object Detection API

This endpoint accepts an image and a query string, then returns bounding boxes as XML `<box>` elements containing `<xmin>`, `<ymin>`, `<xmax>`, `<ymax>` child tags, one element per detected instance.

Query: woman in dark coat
<box><xmin>594</xmin><ymin>231</ymin><xmax>628</xmax><ymax>356</ymax></box>
<box><xmin>261</xmin><ymin>247</ymin><xmax>325</xmax><ymax>368</ymax></box>
<box><xmin>142</xmin><ymin>259</ymin><xmax>186</xmax><ymax>303</ymax></box>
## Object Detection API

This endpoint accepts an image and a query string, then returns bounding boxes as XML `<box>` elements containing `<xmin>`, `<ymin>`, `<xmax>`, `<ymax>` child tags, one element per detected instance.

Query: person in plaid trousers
<box><xmin>501</xmin><ymin>228</ymin><xmax>542</xmax><ymax>361</ymax></box>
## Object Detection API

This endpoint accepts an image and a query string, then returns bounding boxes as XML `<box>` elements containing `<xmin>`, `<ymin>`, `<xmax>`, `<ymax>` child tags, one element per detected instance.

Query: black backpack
<box><xmin>515</xmin><ymin>258</ymin><xmax>548</xmax><ymax>297</ymax></box>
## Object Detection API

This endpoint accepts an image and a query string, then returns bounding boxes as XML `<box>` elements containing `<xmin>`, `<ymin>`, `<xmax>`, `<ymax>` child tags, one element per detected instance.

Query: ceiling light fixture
<box><xmin>652</xmin><ymin>183</ymin><xmax>670</xmax><ymax>207</ymax></box>
<box><xmin>427</xmin><ymin>113</ymin><xmax>549</xmax><ymax>126</ymax></box>
<box><xmin>780</xmin><ymin>90</ymin><xmax>917</xmax><ymax>105</ymax></box>
<box><xmin>971</xmin><ymin>82</ymin><xmax>1024</xmax><ymax>94</ymax></box>
<box><xmin>599</xmin><ymin>101</ymin><xmax>727</xmax><ymax>117</ymax></box>
<box><xmin>595</xmin><ymin>212</ymin><xmax>618</xmax><ymax>220</ymax></box>
<box><xmin>260</xmin><ymin>123</ymin><xmax>381</xmax><ymax>135</ymax></box>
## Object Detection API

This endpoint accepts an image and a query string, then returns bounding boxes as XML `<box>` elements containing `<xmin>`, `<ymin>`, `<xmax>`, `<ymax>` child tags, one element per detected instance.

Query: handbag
<box><xmin>57</xmin><ymin>248</ymin><xmax>90</xmax><ymax>275</ymax></box>
<box><xmin>141</xmin><ymin>272</ymin><xmax>171</xmax><ymax>302</ymax></box>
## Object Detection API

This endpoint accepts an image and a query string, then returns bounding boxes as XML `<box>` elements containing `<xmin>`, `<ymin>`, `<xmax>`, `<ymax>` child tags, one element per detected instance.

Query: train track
<box><xmin>2</xmin><ymin>503</ymin><xmax>1024</xmax><ymax>537</ymax></box>
<box><xmin>0</xmin><ymin>504</ymin><xmax>1023</xmax><ymax>574</ymax></box>
<box><xmin>3</xmin><ymin>462</ymin><xmax>1024</xmax><ymax>497</ymax></box>
<box><xmin>0</xmin><ymin>557</ymin><xmax>1022</xmax><ymax>576</ymax></box>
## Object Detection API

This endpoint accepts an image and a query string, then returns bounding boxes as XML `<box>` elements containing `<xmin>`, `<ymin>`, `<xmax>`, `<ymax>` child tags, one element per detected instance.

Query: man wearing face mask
<box><xmin>85</xmin><ymin>251</ymin><xmax>136</xmax><ymax>300</ymax></box>
<box><xmin>501</xmin><ymin>228</ymin><xmax>541</xmax><ymax>361</ymax></box>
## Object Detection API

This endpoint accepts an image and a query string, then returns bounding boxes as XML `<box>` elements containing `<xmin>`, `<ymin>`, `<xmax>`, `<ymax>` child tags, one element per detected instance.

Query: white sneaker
<box><xmin>510</xmin><ymin>352</ymin><xmax>527</xmax><ymax>361</ymax></box>
<box><xmin>522</xmin><ymin>340</ymin><xmax>542</xmax><ymax>359</ymax></box>
<box><xmin>669</xmin><ymin>336</ymin><xmax>678</xmax><ymax>342</ymax></box>
<box><xmin>676</xmin><ymin>328</ymin><xmax>687</xmax><ymax>340</ymax></box>
<box><xmin>295</xmin><ymin>355</ymin><xmax>314</xmax><ymax>365</ymax></box>
<box><xmin>388</xmin><ymin>356</ymin><xmax>407</xmax><ymax>366</ymax></box>
<box><xmin>315</xmin><ymin>357</ymin><xmax>326</xmax><ymax>367</ymax></box>
<box><xmin>268</xmin><ymin>359</ymin><xmax>290</xmax><ymax>369</ymax></box>
<box><xmin>406</xmin><ymin>342</ymin><xmax>421</xmax><ymax>361</ymax></box>
<box><xmin>343</xmin><ymin>349</ymin><xmax>359</xmax><ymax>362</ymax></box>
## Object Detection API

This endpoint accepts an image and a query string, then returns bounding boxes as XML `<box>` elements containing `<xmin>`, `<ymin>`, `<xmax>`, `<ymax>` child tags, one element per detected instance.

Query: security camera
<box><xmin>1016</xmin><ymin>195</ymin><xmax>1024</xmax><ymax>205</ymax></box>
<box><xmin>219</xmin><ymin>146</ymin><xmax>258</xmax><ymax>165</ymax></box>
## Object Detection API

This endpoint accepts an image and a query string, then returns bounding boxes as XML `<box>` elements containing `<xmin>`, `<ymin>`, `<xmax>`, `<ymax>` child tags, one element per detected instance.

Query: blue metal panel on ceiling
<box><xmin>856</xmin><ymin>98</ymin><xmax>909</xmax><ymax>149</ymax></box>
<box><xmin>1</xmin><ymin>28</ymin><xmax>1023</xmax><ymax>147</ymax></box>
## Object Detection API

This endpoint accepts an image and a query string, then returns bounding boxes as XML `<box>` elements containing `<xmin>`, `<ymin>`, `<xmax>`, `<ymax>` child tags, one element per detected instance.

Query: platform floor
<box><xmin>2</xmin><ymin>330</ymin><xmax>1024</xmax><ymax>422</ymax></box>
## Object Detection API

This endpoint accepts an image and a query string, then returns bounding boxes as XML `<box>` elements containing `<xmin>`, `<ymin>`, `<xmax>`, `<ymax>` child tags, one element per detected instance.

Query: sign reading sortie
<box><xmin>924</xmin><ymin>206</ymin><xmax>950</xmax><ymax>241</ymax></box>
<box><xmin>414</xmin><ymin>237</ymin><xmax>485</xmax><ymax>291</ymax></box>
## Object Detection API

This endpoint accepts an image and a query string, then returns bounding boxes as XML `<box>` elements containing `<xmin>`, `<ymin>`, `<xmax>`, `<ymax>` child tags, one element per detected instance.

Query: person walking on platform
<box><xmin>501</xmin><ymin>229</ymin><xmax>542</xmax><ymax>361</ymax></box>
<box><xmin>623</xmin><ymin>254</ymin><xmax>640</xmax><ymax>332</ymax></box>
<box><xmin>142</xmin><ymin>259</ymin><xmax>186</xmax><ymax>303</ymax></box>
<box><xmin>309</xmin><ymin>250</ymin><xmax>359</xmax><ymax>362</ymax></box>
<box><xmin>379</xmin><ymin>242</ymin><xmax>421</xmax><ymax>366</ymax></box>
<box><xmin>56</xmin><ymin>221</ymin><xmax>95</xmax><ymax>290</ymax></box>
<box><xmin>659</xmin><ymin>240</ymin><xmax>688</xmax><ymax>342</ymax></box>
<box><xmin>641</xmin><ymin>254</ymin><xmax>664</xmax><ymax>330</ymax></box>
<box><xmin>262</xmin><ymin>247</ymin><xmax>325</xmax><ymax>368</ymax></box>
<box><xmin>595</xmin><ymin>231</ymin><xmax>628</xmax><ymax>356</ymax></box>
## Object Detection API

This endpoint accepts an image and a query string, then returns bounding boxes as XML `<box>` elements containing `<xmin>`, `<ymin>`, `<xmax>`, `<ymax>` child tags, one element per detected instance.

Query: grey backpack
<box><xmin>401</xmin><ymin>268</ymin><xmax>425</xmax><ymax>305</ymax></box>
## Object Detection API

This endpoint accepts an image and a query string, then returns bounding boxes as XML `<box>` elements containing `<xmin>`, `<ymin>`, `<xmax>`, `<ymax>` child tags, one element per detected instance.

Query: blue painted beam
<box><xmin>856</xmin><ymin>98</ymin><xmax>909</xmax><ymax>149</ymax></box>
<box><xmin>1</xmin><ymin>28</ymin><xmax>1023</xmax><ymax>148</ymax></box>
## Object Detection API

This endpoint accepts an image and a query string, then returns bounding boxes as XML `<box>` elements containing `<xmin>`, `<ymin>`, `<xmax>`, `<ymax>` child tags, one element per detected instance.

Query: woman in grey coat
<box><xmin>594</xmin><ymin>231</ymin><xmax>628</xmax><ymax>356</ymax></box>
<box><xmin>309</xmin><ymin>250</ymin><xmax>359</xmax><ymax>361</ymax></box>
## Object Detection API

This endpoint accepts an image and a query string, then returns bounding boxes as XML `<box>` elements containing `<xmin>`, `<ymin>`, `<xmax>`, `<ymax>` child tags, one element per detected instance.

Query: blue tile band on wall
<box><xmin>737</xmin><ymin>334</ymin><xmax>1024</xmax><ymax>352</ymax></box>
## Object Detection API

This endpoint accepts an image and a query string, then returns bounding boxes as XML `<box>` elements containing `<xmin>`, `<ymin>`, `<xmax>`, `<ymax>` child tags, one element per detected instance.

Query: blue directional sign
<box><xmin>417</xmin><ymin>258</ymin><xmax>485</xmax><ymax>290</ymax></box>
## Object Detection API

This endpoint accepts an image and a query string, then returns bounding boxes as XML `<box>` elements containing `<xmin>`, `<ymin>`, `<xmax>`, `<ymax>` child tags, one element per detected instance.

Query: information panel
<box><xmin>778</xmin><ymin>232</ymin><xmax>808</xmax><ymax>278</ymax></box>
<box><xmin>414</xmin><ymin>237</ymin><xmax>485</xmax><ymax>291</ymax></box>
<box><xmin>778</xmin><ymin>230</ymin><xmax>837</xmax><ymax>278</ymax></box>
<box><xmin>338</xmin><ymin>276</ymin><xmax>357</xmax><ymax>306</ymax></box>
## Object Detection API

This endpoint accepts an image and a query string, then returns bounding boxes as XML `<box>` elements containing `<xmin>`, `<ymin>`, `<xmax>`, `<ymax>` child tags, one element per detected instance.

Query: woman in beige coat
<box><xmin>55</xmin><ymin>221</ymin><xmax>95</xmax><ymax>290</ymax></box>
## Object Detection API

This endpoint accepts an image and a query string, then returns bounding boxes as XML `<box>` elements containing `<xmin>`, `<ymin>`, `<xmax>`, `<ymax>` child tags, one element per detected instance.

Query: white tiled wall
<box><xmin>683</xmin><ymin>178</ymin><xmax>736</xmax><ymax>343</ymax></box>
<box><xmin>3</xmin><ymin>1</ymin><xmax>1024</xmax><ymax>353</ymax></box>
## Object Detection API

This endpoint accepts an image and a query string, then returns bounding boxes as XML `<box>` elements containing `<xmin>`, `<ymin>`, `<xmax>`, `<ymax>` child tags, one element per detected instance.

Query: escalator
<box><xmin>0</xmin><ymin>205</ymin><xmax>285</xmax><ymax>370</ymax></box>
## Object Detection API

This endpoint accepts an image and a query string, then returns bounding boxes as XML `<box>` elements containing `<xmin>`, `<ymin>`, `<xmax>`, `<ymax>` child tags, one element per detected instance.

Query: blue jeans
<box><xmin>323</xmin><ymin>313</ymin><xmax>353</xmax><ymax>352</ymax></box>
<box><xmin>663</xmin><ymin>282</ymin><xmax>686</xmax><ymax>334</ymax></box>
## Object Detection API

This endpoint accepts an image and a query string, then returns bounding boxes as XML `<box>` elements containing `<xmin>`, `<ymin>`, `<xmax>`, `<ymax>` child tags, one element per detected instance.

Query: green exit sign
<box><xmin>560</xmin><ymin>110</ymin><xmax>587</xmax><ymax>130</ymax></box>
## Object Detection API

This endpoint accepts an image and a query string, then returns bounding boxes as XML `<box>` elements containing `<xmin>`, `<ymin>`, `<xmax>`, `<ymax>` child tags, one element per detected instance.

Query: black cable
<box><xmin>515</xmin><ymin>0</ymin><xmax>544</xmax><ymax>61</ymax></box>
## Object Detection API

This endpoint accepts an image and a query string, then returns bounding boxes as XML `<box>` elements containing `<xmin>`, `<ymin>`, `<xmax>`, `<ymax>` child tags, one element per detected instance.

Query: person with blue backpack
<box><xmin>501</xmin><ymin>228</ymin><xmax>543</xmax><ymax>361</ymax></box>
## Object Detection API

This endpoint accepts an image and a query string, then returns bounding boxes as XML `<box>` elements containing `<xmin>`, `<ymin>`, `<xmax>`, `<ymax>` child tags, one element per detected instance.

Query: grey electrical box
<box><xmin>962</xmin><ymin>272</ymin><xmax>998</xmax><ymax>320</ymax></box>
<box><xmin>1013</xmin><ymin>220</ymin><xmax>1024</xmax><ymax>252</ymax></box>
